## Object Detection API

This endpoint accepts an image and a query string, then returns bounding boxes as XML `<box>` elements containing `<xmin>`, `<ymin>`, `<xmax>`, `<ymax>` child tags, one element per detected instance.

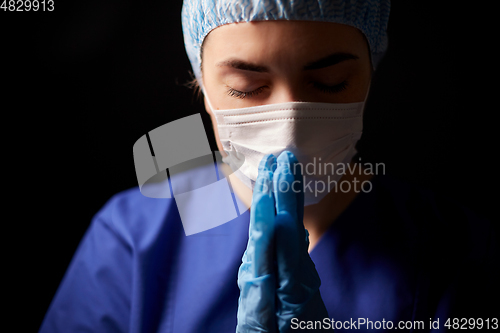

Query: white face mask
<box><xmin>205</xmin><ymin>95</ymin><xmax>365</xmax><ymax>206</ymax></box>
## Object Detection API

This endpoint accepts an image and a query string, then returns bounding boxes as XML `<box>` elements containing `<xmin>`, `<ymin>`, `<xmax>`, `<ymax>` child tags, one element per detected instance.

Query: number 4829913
<box><xmin>1</xmin><ymin>0</ymin><xmax>54</xmax><ymax>11</ymax></box>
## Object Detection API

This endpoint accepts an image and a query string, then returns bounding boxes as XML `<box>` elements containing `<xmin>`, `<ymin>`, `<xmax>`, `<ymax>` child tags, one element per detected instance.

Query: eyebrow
<box><xmin>303</xmin><ymin>52</ymin><xmax>359</xmax><ymax>70</ymax></box>
<box><xmin>216</xmin><ymin>59</ymin><xmax>269</xmax><ymax>73</ymax></box>
<box><xmin>215</xmin><ymin>52</ymin><xmax>359</xmax><ymax>73</ymax></box>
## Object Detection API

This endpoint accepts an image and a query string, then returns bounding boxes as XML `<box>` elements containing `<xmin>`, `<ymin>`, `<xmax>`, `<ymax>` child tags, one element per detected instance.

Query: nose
<box><xmin>269</xmin><ymin>80</ymin><xmax>308</xmax><ymax>104</ymax></box>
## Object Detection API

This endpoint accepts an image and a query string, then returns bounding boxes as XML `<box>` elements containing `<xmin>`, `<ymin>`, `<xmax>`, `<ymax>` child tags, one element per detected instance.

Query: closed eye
<box><xmin>225</xmin><ymin>81</ymin><xmax>348</xmax><ymax>99</ymax></box>
<box><xmin>226</xmin><ymin>86</ymin><xmax>267</xmax><ymax>99</ymax></box>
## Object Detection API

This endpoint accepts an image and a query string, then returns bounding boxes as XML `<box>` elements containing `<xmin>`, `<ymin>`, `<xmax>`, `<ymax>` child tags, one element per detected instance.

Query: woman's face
<box><xmin>201</xmin><ymin>20</ymin><xmax>372</xmax><ymax>153</ymax></box>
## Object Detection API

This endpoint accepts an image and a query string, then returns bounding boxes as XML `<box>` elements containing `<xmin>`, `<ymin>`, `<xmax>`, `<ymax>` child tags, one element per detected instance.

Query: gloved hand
<box><xmin>236</xmin><ymin>151</ymin><xmax>331</xmax><ymax>332</ymax></box>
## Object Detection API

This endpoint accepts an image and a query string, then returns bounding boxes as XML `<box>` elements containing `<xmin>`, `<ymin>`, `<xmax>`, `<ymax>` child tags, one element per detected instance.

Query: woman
<box><xmin>39</xmin><ymin>0</ymin><xmax>497</xmax><ymax>332</ymax></box>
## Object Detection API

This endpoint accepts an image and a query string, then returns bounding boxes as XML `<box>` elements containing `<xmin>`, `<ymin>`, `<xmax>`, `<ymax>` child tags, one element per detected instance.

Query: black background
<box><xmin>1</xmin><ymin>1</ymin><xmax>497</xmax><ymax>331</ymax></box>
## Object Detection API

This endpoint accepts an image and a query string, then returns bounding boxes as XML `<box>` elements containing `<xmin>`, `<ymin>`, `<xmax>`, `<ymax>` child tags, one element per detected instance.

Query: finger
<box><xmin>248</xmin><ymin>153</ymin><xmax>276</xmax><ymax>241</ymax></box>
<box><xmin>243</xmin><ymin>169</ymin><xmax>273</xmax><ymax>265</ymax></box>
<box><xmin>274</xmin><ymin>217</ymin><xmax>323</xmax><ymax>332</ymax></box>
<box><xmin>274</xmin><ymin>212</ymin><xmax>300</xmax><ymax>281</ymax></box>
<box><xmin>273</xmin><ymin>152</ymin><xmax>323</xmax><ymax>330</ymax></box>
<box><xmin>274</xmin><ymin>151</ymin><xmax>299</xmax><ymax>219</ymax></box>
<box><xmin>258</xmin><ymin>153</ymin><xmax>277</xmax><ymax>174</ymax></box>
<box><xmin>274</xmin><ymin>151</ymin><xmax>303</xmax><ymax>292</ymax></box>
<box><xmin>251</xmin><ymin>169</ymin><xmax>275</xmax><ymax>277</ymax></box>
<box><xmin>276</xmin><ymin>151</ymin><xmax>308</xmax><ymax>252</ymax></box>
<box><xmin>288</xmin><ymin>152</ymin><xmax>305</xmax><ymax>232</ymax></box>
<box><xmin>237</xmin><ymin>168</ymin><xmax>277</xmax><ymax>333</ymax></box>
<box><xmin>248</xmin><ymin>154</ymin><xmax>274</xmax><ymax>231</ymax></box>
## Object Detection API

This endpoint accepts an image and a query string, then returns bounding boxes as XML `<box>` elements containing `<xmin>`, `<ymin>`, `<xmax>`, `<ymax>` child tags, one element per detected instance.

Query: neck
<box><xmin>219</xmin><ymin>159</ymin><xmax>373</xmax><ymax>252</ymax></box>
<box><xmin>303</xmin><ymin>161</ymin><xmax>373</xmax><ymax>251</ymax></box>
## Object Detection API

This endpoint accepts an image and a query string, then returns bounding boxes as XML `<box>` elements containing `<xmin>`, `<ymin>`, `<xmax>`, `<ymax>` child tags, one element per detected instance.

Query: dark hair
<box><xmin>184</xmin><ymin>43</ymin><xmax>204</xmax><ymax>100</ymax></box>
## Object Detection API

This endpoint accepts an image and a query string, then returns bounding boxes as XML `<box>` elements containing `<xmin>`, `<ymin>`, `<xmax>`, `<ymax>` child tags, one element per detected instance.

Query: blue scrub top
<box><xmin>39</xmin><ymin>161</ymin><xmax>498</xmax><ymax>332</ymax></box>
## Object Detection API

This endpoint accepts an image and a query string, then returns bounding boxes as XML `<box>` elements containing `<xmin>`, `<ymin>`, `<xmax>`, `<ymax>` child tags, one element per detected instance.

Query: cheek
<box><xmin>346</xmin><ymin>66</ymin><xmax>372</xmax><ymax>102</ymax></box>
<box><xmin>201</xmin><ymin>70</ymin><xmax>223</xmax><ymax>109</ymax></box>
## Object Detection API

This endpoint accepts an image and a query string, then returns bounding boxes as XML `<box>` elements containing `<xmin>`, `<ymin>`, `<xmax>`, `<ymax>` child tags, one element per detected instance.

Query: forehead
<box><xmin>202</xmin><ymin>20</ymin><xmax>370</xmax><ymax>64</ymax></box>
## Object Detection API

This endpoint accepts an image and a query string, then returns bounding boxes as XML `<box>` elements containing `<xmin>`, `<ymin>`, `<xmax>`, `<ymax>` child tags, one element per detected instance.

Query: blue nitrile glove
<box><xmin>236</xmin><ymin>154</ymin><xmax>277</xmax><ymax>332</ymax></box>
<box><xmin>236</xmin><ymin>151</ymin><xmax>331</xmax><ymax>333</ymax></box>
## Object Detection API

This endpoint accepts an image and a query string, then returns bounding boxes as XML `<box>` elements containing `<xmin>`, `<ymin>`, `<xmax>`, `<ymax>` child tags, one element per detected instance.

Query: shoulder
<box><xmin>91</xmin><ymin>159</ymin><xmax>238</xmax><ymax>244</ymax></box>
<box><xmin>369</xmin><ymin>174</ymin><xmax>498</xmax><ymax>316</ymax></box>
<box><xmin>92</xmin><ymin>185</ymin><xmax>179</xmax><ymax>248</ymax></box>
<box><xmin>370</xmin><ymin>172</ymin><xmax>496</xmax><ymax>264</ymax></box>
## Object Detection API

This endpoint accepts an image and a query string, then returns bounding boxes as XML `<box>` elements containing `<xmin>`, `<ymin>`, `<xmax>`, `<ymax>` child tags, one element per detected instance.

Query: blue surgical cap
<box><xmin>181</xmin><ymin>0</ymin><xmax>390</xmax><ymax>89</ymax></box>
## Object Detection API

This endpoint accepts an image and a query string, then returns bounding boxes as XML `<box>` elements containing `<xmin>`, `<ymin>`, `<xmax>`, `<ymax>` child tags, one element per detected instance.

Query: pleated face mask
<box><xmin>206</xmin><ymin>96</ymin><xmax>365</xmax><ymax>206</ymax></box>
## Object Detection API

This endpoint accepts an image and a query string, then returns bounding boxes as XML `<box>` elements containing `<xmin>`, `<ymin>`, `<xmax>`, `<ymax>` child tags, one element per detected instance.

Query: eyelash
<box><xmin>313</xmin><ymin>81</ymin><xmax>348</xmax><ymax>94</ymax></box>
<box><xmin>227</xmin><ymin>86</ymin><xmax>266</xmax><ymax>99</ymax></box>
<box><xmin>226</xmin><ymin>81</ymin><xmax>348</xmax><ymax>99</ymax></box>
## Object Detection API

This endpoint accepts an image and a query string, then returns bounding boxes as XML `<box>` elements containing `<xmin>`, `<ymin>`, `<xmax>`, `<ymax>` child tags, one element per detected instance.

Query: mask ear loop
<box><xmin>199</xmin><ymin>77</ymin><xmax>216</xmax><ymax>113</ymax></box>
<box><xmin>364</xmin><ymin>81</ymin><xmax>372</xmax><ymax>103</ymax></box>
<box><xmin>200</xmin><ymin>78</ymin><xmax>233</xmax><ymax>165</ymax></box>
